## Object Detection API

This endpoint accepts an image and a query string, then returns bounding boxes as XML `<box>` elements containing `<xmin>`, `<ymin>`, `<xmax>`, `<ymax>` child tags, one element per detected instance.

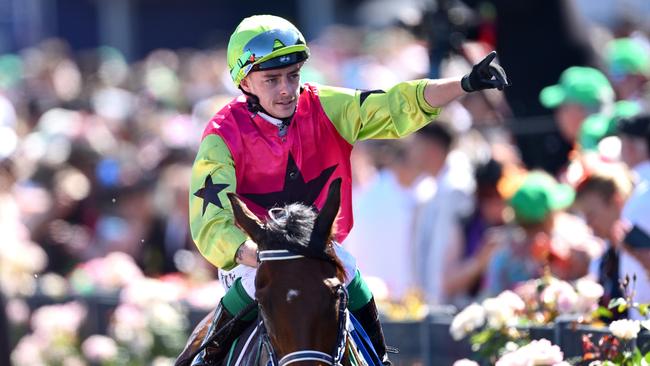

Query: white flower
<box><xmin>576</xmin><ymin>278</ymin><xmax>604</xmax><ymax>301</ymax></box>
<box><xmin>609</xmin><ymin>319</ymin><xmax>641</xmax><ymax>340</ymax></box>
<box><xmin>152</xmin><ymin>356</ymin><xmax>176</xmax><ymax>366</ymax></box>
<box><xmin>81</xmin><ymin>335</ymin><xmax>118</xmax><ymax>362</ymax></box>
<box><xmin>11</xmin><ymin>334</ymin><xmax>46</xmax><ymax>366</ymax></box>
<box><xmin>498</xmin><ymin>290</ymin><xmax>526</xmax><ymax>311</ymax></box>
<box><xmin>120</xmin><ymin>277</ymin><xmax>183</xmax><ymax>306</ymax></box>
<box><xmin>6</xmin><ymin>298</ymin><xmax>30</xmax><ymax>325</ymax></box>
<box><xmin>504</xmin><ymin>341</ymin><xmax>519</xmax><ymax>353</ymax></box>
<box><xmin>102</xmin><ymin>252</ymin><xmax>144</xmax><ymax>289</ymax></box>
<box><xmin>62</xmin><ymin>356</ymin><xmax>86</xmax><ymax>366</ymax></box>
<box><xmin>185</xmin><ymin>280</ymin><xmax>225</xmax><ymax>310</ymax></box>
<box><xmin>483</xmin><ymin>291</ymin><xmax>524</xmax><ymax>329</ymax></box>
<box><xmin>0</xmin><ymin>238</ymin><xmax>47</xmax><ymax>297</ymax></box>
<box><xmin>496</xmin><ymin>350</ymin><xmax>528</xmax><ymax>366</ymax></box>
<box><xmin>541</xmin><ymin>280</ymin><xmax>578</xmax><ymax>314</ymax></box>
<box><xmin>496</xmin><ymin>339</ymin><xmax>564</xmax><ymax>366</ymax></box>
<box><xmin>31</xmin><ymin>301</ymin><xmax>87</xmax><ymax>340</ymax></box>
<box><xmin>575</xmin><ymin>278</ymin><xmax>604</xmax><ymax>314</ymax></box>
<box><xmin>109</xmin><ymin>304</ymin><xmax>153</xmax><ymax>355</ymax></box>
<box><xmin>109</xmin><ymin>304</ymin><xmax>147</xmax><ymax>343</ymax></box>
<box><xmin>450</xmin><ymin>303</ymin><xmax>485</xmax><ymax>340</ymax></box>
<box><xmin>148</xmin><ymin>302</ymin><xmax>186</xmax><ymax>330</ymax></box>
<box><xmin>39</xmin><ymin>272</ymin><xmax>69</xmax><ymax>298</ymax></box>
<box><xmin>453</xmin><ymin>359</ymin><xmax>480</xmax><ymax>366</ymax></box>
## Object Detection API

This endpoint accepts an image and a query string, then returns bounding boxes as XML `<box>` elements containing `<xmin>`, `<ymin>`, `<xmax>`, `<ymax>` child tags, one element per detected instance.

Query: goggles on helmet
<box><xmin>230</xmin><ymin>28</ymin><xmax>308</xmax><ymax>82</ymax></box>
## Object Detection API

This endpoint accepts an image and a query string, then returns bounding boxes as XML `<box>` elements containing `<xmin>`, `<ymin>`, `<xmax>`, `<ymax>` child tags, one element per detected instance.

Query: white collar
<box><xmin>257</xmin><ymin>111</ymin><xmax>284</xmax><ymax>127</ymax></box>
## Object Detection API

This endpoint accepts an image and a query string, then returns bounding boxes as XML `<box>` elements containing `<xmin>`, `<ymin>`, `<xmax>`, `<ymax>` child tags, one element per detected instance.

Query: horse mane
<box><xmin>262</xmin><ymin>203</ymin><xmax>346</xmax><ymax>281</ymax></box>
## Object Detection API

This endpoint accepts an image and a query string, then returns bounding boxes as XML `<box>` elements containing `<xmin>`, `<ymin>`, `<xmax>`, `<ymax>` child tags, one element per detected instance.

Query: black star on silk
<box><xmin>242</xmin><ymin>153</ymin><xmax>338</xmax><ymax>210</ymax></box>
<box><xmin>194</xmin><ymin>175</ymin><xmax>229</xmax><ymax>215</ymax></box>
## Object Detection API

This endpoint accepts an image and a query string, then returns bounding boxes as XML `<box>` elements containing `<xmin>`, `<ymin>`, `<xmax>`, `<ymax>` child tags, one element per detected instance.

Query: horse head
<box><xmin>227</xmin><ymin>178</ymin><xmax>348</xmax><ymax>365</ymax></box>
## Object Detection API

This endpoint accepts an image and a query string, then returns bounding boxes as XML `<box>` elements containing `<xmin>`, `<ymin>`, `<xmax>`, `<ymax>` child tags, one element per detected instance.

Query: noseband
<box><xmin>258</xmin><ymin>249</ymin><xmax>349</xmax><ymax>366</ymax></box>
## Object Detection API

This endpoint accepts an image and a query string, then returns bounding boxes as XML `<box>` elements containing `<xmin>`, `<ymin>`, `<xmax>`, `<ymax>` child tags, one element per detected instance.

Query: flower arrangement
<box><xmin>11</xmin><ymin>301</ymin><xmax>87</xmax><ymax>365</ymax></box>
<box><xmin>7</xmin><ymin>252</ymin><xmax>221</xmax><ymax>365</ymax></box>
<box><xmin>68</xmin><ymin>252</ymin><xmax>145</xmax><ymax>295</ymax></box>
<box><xmin>574</xmin><ymin>275</ymin><xmax>650</xmax><ymax>366</ymax></box>
<box><xmin>10</xmin><ymin>282</ymin><xmax>190</xmax><ymax>365</ymax></box>
<box><xmin>450</xmin><ymin>290</ymin><xmax>528</xmax><ymax>363</ymax></box>
<box><xmin>576</xmin><ymin>319</ymin><xmax>650</xmax><ymax>366</ymax></box>
<box><xmin>450</xmin><ymin>276</ymin><xmax>604</xmax><ymax>364</ymax></box>
<box><xmin>495</xmin><ymin>339</ymin><xmax>569</xmax><ymax>366</ymax></box>
<box><xmin>0</xmin><ymin>234</ymin><xmax>48</xmax><ymax>298</ymax></box>
<box><xmin>513</xmin><ymin>275</ymin><xmax>604</xmax><ymax>324</ymax></box>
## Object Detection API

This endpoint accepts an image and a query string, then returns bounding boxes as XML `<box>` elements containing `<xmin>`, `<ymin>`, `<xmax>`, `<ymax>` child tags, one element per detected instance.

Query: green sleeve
<box><xmin>189</xmin><ymin>134</ymin><xmax>247</xmax><ymax>270</ymax></box>
<box><xmin>317</xmin><ymin>79</ymin><xmax>441</xmax><ymax>144</ymax></box>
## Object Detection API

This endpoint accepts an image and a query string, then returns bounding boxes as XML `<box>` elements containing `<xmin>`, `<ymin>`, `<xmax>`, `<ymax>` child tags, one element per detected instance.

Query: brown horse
<box><xmin>225</xmin><ymin>177</ymin><xmax>354</xmax><ymax>365</ymax></box>
<box><xmin>176</xmin><ymin>178</ymin><xmax>379</xmax><ymax>366</ymax></box>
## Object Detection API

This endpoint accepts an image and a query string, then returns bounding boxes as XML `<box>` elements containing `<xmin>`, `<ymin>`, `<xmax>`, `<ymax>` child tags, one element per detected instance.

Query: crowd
<box><xmin>346</xmin><ymin>18</ymin><xmax>650</xmax><ymax>319</ymax></box>
<box><xmin>0</xmin><ymin>3</ymin><xmax>650</xmax><ymax>364</ymax></box>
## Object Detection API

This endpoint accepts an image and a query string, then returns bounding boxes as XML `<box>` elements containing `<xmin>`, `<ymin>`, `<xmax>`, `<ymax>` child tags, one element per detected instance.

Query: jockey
<box><xmin>180</xmin><ymin>14</ymin><xmax>509</xmax><ymax>366</ymax></box>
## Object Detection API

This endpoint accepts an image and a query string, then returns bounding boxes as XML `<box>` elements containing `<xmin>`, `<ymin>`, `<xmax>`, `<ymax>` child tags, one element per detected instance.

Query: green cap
<box><xmin>0</xmin><ymin>54</ymin><xmax>23</xmax><ymax>89</ymax></box>
<box><xmin>606</xmin><ymin>38</ymin><xmax>650</xmax><ymax>77</ymax></box>
<box><xmin>579</xmin><ymin>100</ymin><xmax>642</xmax><ymax>150</ymax></box>
<box><xmin>539</xmin><ymin>66</ymin><xmax>614</xmax><ymax>108</ymax></box>
<box><xmin>509</xmin><ymin>172</ymin><xmax>575</xmax><ymax>224</ymax></box>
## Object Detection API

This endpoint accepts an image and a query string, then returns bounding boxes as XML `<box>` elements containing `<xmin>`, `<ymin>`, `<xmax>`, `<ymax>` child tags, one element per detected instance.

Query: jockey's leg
<box><xmin>189</xmin><ymin>267</ymin><xmax>257</xmax><ymax>366</ymax></box>
<box><xmin>333</xmin><ymin>244</ymin><xmax>391</xmax><ymax>365</ymax></box>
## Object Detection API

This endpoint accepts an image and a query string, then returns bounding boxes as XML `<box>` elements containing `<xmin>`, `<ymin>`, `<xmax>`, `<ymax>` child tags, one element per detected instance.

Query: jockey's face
<box><xmin>240</xmin><ymin>63</ymin><xmax>302</xmax><ymax>119</ymax></box>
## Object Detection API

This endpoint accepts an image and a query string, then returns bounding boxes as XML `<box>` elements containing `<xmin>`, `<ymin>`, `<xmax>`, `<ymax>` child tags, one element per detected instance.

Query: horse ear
<box><xmin>227</xmin><ymin>193</ymin><xmax>265</xmax><ymax>243</ymax></box>
<box><xmin>310</xmin><ymin>178</ymin><xmax>342</xmax><ymax>250</ymax></box>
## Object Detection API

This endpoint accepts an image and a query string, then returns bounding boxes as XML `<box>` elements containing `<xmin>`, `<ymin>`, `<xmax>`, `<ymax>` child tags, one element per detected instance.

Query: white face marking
<box><xmin>286</xmin><ymin>289</ymin><xmax>300</xmax><ymax>303</ymax></box>
<box><xmin>323</xmin><ymin>277</ymin><xmax>341</xmax><ymax>288</ymax></box>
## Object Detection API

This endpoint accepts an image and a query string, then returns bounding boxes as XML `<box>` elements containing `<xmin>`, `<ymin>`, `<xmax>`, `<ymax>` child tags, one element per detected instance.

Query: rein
<box><xmin>187</xmin><ymin>301</ymin><xmax>259</xmax><ymax>362</ymax></box>
<box><xmin>258</xmin><ymin>249</ymin><xmax>349</xmax><ymax>366</ymax></box>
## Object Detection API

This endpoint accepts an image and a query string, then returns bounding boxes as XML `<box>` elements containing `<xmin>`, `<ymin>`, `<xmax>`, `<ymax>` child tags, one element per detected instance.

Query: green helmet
<box><xmin>227</xmin><ymin>15</ymin><xmax>310</xmax><ymax>87</ymax></box>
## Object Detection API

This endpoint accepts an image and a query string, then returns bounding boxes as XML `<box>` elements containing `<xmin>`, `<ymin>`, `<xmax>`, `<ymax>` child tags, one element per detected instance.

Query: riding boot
<box><xmin>351</xmin><ymin>297</ymin><xmax>391</xmax><ymax>366</ymax></box>
<box><xmin>191</xmin><ymin>300</ymin><xmax>253</xmax><ymax>366</ymax></box>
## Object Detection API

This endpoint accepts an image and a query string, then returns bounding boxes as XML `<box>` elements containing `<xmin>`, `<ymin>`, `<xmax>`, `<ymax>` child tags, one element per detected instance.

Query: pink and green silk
<box><xmin>190</xmin><ymin>80</ymin><xmax>440</xmax><ymax>270</ymax></box>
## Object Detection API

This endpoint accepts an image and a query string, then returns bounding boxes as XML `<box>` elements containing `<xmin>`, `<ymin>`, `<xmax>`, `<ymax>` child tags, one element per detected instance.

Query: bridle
<box><xmin>258</xmin><ymin>249</ymin><xmax>349</xmax><ymax>366</ymax></box>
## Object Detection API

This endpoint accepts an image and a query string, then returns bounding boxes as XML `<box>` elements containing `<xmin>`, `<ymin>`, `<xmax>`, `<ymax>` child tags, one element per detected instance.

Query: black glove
<box><xmin>461</xmin><ymin>51</ymin><xmax>510</xmax><ymax>92</ymax></box>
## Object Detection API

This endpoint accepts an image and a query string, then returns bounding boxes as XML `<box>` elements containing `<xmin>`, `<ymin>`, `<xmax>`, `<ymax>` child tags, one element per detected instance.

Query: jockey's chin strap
<box><xmin>258</xmin><ymin>249</ymin><xmax>349</xmax><ymax>366</ymax></box>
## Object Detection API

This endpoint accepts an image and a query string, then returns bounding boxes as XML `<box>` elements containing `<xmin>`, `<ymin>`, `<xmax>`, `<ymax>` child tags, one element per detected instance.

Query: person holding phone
<box><xmin>574</xmin><ymin>164</ymin><xmax>634</xmax><ymax>320</ymax></box>
<box><xmin>616</xmin><ymin>114</ymin><xmax>650</xmax><ymax>317</ymax></box>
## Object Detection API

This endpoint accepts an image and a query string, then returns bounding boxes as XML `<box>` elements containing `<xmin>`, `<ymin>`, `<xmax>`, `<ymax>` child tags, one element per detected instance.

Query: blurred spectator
<box><xmin>617</xmin><ymin>114</ymin><xmax>650</xmax><ymax>317</ymax></box>
<box><xmin>574</xmin><ymin>163</ymin><xmax>634</xmax><ymax>319</ymax></box>
<box><xmin>484</xmin><ymin>171</ymin><xmax>599</xmax><ymax>296</ymax></box>
<box><xmin>463</xmin><ymin>0</ymin><xmax>599</xmax><ymax>175</ymax></box>
<box><xmin>578</xmin><ymin>100</ymin><xmax>641</xmax><ymax>153</ymax></box>
<box><xmin>442</xmin><ymin>158</ymin><xmax>508</xmax><ymax>306</ymax></box>
<box><xmin>0</xmin><ymin>92</ymin><xmax>17</xmax><ymax>128</ymax></box>
<box><xmin>618</xmin><ymin>114</ymin><xmax>650</xmax><ymax>183</ymax></box>
<box><xmin>410</xmin><ymin>122</ymin><xmax>476</xmax><ymax>305</ymax></box>
<box><xmin>539</xmin><ymin>66</ymin><xmax>615</xmax><ymax>149</ymax></box>
<box><xmin>143</xmin><ymin>163</ymin><xmax>200</xmax><ymax>276</ymax></box>
<box><xmin>604</xmin><ymin>37</ymin><xmax>650</xmax><ymax>104</ymax></box>
<box><xmin>346</xmin><ymin>140</ymin><xmax>421</xmax><ymax>300</ymax></box>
